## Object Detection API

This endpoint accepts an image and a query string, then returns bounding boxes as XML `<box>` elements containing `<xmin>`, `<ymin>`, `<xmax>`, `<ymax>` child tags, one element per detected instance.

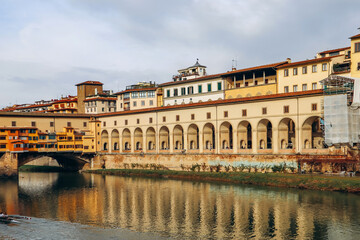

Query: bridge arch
<box><xmin>111</xmin><ymin>129</ymin><xmax>119</xmax><ymax>151</ymax></box>
<box><xmin>238</xmin><ymin>121</ymin><xmax>252</xmax><ymax>149</ymax></box>
<box><xmin>101</xmin><ymin>130</ymin><xmax>109</xmax><ymax>151</ymax></box>
<box><xmin>159</xmin><ymin>126</ymin><xmax>170</xmax><ymax>150</ymax></box>
<box><xmin>187</xmin><ymin>124</ymin><xmax>199</xmax><ymax>150</ymax></box>
<box><xmin>122</xmin><ymin>128</ymin><xmax>131</xmax><ymax>150</ymax></box>
<box><xmin>173</xmin><ymin>125</ymin><xmax>184</xmax><ymax>150</ymax></box>
<box><xmin>146</xmin><ymin>127</ymin><xmax>156</xmax><ymax>150</ymax></box>
<box><xmin>257</xmin><ymin>119</ymin><xmax>272</xmax><ymax>149</ymax></box>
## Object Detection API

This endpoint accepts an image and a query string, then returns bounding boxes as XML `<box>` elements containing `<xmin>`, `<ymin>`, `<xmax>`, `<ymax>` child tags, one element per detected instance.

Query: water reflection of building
<box><xmin>18</xmin><ymin>172</ymin><xmax>59</xmax><ymax>195</ymax></box>
<box><xmin>7</xmin><ymin>174</ymin><xmax>360</xmax><ymax>239</ymax></box>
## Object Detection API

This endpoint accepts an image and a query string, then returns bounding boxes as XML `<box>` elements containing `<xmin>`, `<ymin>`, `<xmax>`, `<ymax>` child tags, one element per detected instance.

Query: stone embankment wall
<box><xmin>0</xmin><ymin>152</ymin><xmax>18</xmax><ymax>178</ymax></box>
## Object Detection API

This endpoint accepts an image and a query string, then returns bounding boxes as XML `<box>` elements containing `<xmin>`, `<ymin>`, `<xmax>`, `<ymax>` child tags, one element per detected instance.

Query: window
<box><xmin>284</xmin><ymin>105</ymin><xmax>289</xmax><ymax>113</ymax></box>
<box><xmin>176</xmin><ymin>115</ymin><xmax>180</xmax><ymax>121</ymax></box>
<box><xmin>322</xmin><ymin>63</ymin><xmax>327</xmax><ymax>71</ymax></box>
<box><xmin>103</xmin><ymin>122</ymin><xmax>106</xmax><ymax>127</ymax></box>
<box><xmin>312</xmin><ymin>83</ymin><xmax>317</xmax><ymax>90</ymax></box>
<box><xmin>293</xmin><ymin>85</ymin><xmax>298</xmax><ymax>92</ymax></box>
<box><xmin>167</xmin><ymin>90</ymin><xmax>170</xmax><ymax>97</ymax></box>
<box><xmin>174</xmin><ymin>89</ymin><xmax>178</xmax><ymax>96</ymax></box>
<box><xmin>131</xmin><ymin>92</ymin><xmax>138</xmax><ymax>98</ymax></box>
<box><xmin>102</xmin><ymin>107</ymin><xmax>104</xmax><ymax>112</ymax></box>
<box><xmin>207</xmin><ymin>112</ymin><xmax>211</xmax><ymax>119</ymax></box>
<box><xmin>217</xmin><ymin>82</ymin><xmax>222</xmax><ymax>90</ymax></box>
<box><xmin>31</xmin><ymin>121</ymin><xmax>36</xmax><ymax>127</ymax></box>
<box><xmin>265</xmin><ymin>79</ymin><xmax>268</xmax><ymax>84</ymax></box>
<box><xmin>188</xmin><ymin>86</ymin><xmax>194</xmax><ymax>95</ymax></box>
<box><xmin>83</xmin><ymin>122</ymin><xmax>87</xmax><ymax>127</ymax></box>
<box><xmin>139</xmin><ymin>92</ymin><xmax>146</xmax><ymax>98</ymax></box>
<box><xmin>198</xmin><ymin>85</ymin><xmax>202</xmax><ymax>93</ymax></box>
<box><xmin>302</xmin><ymin>84</ymin><xmax>307</xmax><ymax>91</ymax></box>
<box><xmin>293</xmin><ymin>68</ymin><xmax>298</xmax><ymax>75</ymax></box>
<box><xmin>284</xmin><ymin>69</ymin><xmax>289</xmax><ymax>77</ymax></box>
<box><xmin>207</xmin><ymin>83</ymin><xmax>212</xmax><ymax>92</ymax></box>
<box><xmin>137</xmin><ymin>119</ymin><xmax>140</xmax><ymax>124</ymax></box>
<box><xmin>148</xmin><ymin>91</ymin><xmax>155</xmax><ymax>97</ymax></box>
<box><xmin>355</xmin><ymin>42</ymin><xmax>360</xmax><ymax>53</ymax></box>
<box><xmin>149</xmin><ymin>117</ymin><xmax>153</xmax><ymax>123</ymax></box>
<box><xmin>11</xmin><ymin>121</ymin><xmax>16</xmax><ymax>127</ymax></box>
<box><xmin>358</xmin><ymin>62</ymin><xmax>360</xmax><ymax>71</ymax></box>
<box><xmin>67</xmin><ymin>122</ymin><xmax>71</xmax><ymax>127</ymax></box>
<box><xmin>245</xmin><ymin>82</ymin><xmax>249</xmax><ymax>87</ymax></box>
<box><xmin>163</xmin><ymin>116</ymin><xmax>166</xmax><ymax>122</ymax></box>
<box><xmin>50</xmin><ymin>121</ymin><xmax>54</xmax><ymax>127</ymax></box>
<box><xmin>312</xmin><ymin>65</ymin><xmax>317</xmax><ymax>73</ymax></box>
<box><xmin>242</xmin><ymin>109</ymin><xmax>247</xmax><ymax>117</ymax></box>
<box><xmin>312</xmin><ymin>103</ymin><xmax>317</xmax><ymax>111</ymax></box>
<box><xmin>133</xmin><ymin>101</ymin><xmax>137</xmax><ymax>107</ymax></box>
<box><xmin>120</xmin><ymin>103</ymin><xmax>123</xmax><ymax>108</ymax></box>
<box><xmin>302</xmin><ymin>66</ymin><xmax>307</xmax><ymax>74</ymax></box>
<box><xmin>224</xmin><ymin>111</ymin><xmax>228</xmax><ymax>118</ymax></box>
<box><xmin>191</xmin><ymin>114</ymin><xmax>195</xmax><ymax>120</ymax></box>
<box><xmin>125</xmin><ymin>120</ymin><xmax>128</xmax><ymax>125</ymax></box>
<box><xmin>181</xmin><ymin>87</ymin><xmax>186</xmax><ymax>95</ymax></box>
<box><xmin>262</xmin><ymin>107</ymin><xmax>267</xmax><ymax>115</ymax></box>
<box><xmin>141</xmin><ymin>100</ymin><xmax>145</xmax><ymax>106</ymax></box>
<box><xmin>149</xmin><ymin>100</ymin><xmax>154</xmax><ymax>106</ymax></box>
<box><xmin>284</xmin><ymin>86</ymin><xmax>289</xmax><ymax>93</ymax></box>
<box><xmin>114</xmin><ymin>121</ymin><xmax>117</xmax><ymax>126</ymax></box>
<box><xmin>254</xmin><ymin>80</ymin><xmax>258</xmax><ymax>86</ymax></box>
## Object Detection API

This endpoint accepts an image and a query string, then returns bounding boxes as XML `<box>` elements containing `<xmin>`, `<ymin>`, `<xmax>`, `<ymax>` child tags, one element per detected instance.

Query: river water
<box><xmin>1</xmin><ymin>172</ymin><xmax>360</xmax><ymax>240</ymax></box>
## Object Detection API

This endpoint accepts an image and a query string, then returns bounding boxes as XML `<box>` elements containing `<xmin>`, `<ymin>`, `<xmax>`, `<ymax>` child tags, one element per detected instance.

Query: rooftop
<box><xmin>75</xmin><ymin>81</ymin><xmax>103</xmax><ymax>86</ymax></box>
<box><xmin>276</xmin><ymin>56</ymin><xmax>335</xmax><ymax>69</ymax></box>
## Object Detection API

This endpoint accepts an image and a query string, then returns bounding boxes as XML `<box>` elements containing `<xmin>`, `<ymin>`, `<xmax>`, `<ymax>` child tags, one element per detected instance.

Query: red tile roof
<box><xmin>97</xmin><ymin>90</ymin><xmax>323</xmax><ymax>117</ymax></box>
<box><xmin>276</xmin><ymin>56</ymin><xmax>334</xmax><ymax>69</ymax></box>
<box><xmin>75</xmin><ymin>81</ymin><xmax>103</xmax><ymax>86</ymax></box>
<box><xmin>84</xmin><ymin>97</ymin><xmax>117</xmax><ymax>102</ymax></box>
<box><xmin>318</xmin><ymin>47</ymin><xmax>350</xmax><ymax>55</ymax></box>
<box><xmin>221</xmin><ymin>61</ymin><xmax>289</xmax><ymax>76</ymax></box>
<box><xmin>159</xmin><ymin>73</ymin><xmax>224</xmax><ymax>87</ymax></box>
<box><xmin>349</xmin><ymin>33</ymin><xmax>360</xmax><ymax>39</ymax></box>
<box><xmin>53</xmin><ymin>98</ymin><xmax>77</xmax><ymax>104</ymax></box>
<box><xmin>115</xmin><ymin>87</ymin><xmax>158</xmax><ymax>95</ymax></box>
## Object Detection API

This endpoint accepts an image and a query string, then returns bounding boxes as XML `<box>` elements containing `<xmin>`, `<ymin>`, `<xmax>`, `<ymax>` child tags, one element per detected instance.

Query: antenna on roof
<box><xmin>232</xmin><ymin>59</ymin><xmax>237</xmax><ymax>71</ymax></box>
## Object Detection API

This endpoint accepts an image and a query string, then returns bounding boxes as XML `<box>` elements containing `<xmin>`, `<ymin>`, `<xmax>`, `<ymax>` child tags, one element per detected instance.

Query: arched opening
<box><xmin>122</xmin><ymin>128</ymin><xmax>131</xmax><ymax>150</ymax></box>
<box><xmin>173</xmin><ymin>125</ymin><xmax>184</xmax><ymax>150</ymax></box>
<box><xmin>257</xmin><ymin>119</ymin><xmax>272</xmax><ymax>149</ymax></box>
<box><xmin>203</xmin><ymin>123</ymin><xmax>215</xmax><ymax>150</ymax></box>
<box><xmin>159</xmin><ymin>126</ymin><xmax>169</xmax><ymax>150</ymax></box>
<box><xmin>220</xmin><ymin>122</ymin><xmax>233</xmax><ymax>149</ymax></box>
<box><xmin>134</xmin><ymin>128</ymin><xmax>143</xmax><ymax>150</ymax></box>
<box><xmin>278</xmin><ymin>118</ymin><xmax>296</xmax><ymax>149</ymax></box>
<box><xmin>188</xmin><ymin>124</ymin><xmax>199</xmax><ymax>149</ymax></box>
<box><xmin>237</xmin><ymin>121</ymin><xmax>252</xmax><ymax>149</ymax></box>
<box><xmin>101</xmin><ymin>130</ymin><xmax>109</xmax><ymax>151</ymax></box>
<box><xmin>146</xmin><ymin>127</ymin><xmax>156</xmax><ymax>150</ymax></box>
<box><xmin>302</xmin><ymin>116</ymin><xmax>324</xmax><ymax>149</ymax></box>
<box><xmin>111</xmin><ymin>129</ymin><xmax>119</xmax><ymax>151</ymax></box>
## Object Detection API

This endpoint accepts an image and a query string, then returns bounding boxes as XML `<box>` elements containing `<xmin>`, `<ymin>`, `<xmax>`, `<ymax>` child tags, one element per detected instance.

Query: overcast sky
<box><xmin>0</xmin><ymin>0</ymin><xmax>360</xmax><ymax>107</ymax></box>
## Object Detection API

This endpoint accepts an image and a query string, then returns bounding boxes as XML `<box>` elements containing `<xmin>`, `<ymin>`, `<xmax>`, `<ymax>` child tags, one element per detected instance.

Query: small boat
<box><xmin>0</xmin><ymin>217</ymin><xmax>14</xmax><ymax>224</ymax></box>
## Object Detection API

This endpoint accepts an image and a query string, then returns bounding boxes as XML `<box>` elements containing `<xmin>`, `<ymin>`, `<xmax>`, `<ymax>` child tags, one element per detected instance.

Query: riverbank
<box><xmin>19</xmin><ymin>165</ymin><xmax>68</xmax><ymax>172</ymax></box>
<box><xmin>84</xmin><ymin>169</ymin><xmax>360</xmax><ymax>193</ymax></box>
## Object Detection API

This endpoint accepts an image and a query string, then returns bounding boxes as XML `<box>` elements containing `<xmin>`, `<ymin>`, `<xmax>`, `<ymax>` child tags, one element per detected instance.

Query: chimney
<box><xmin>232</xmin><ymin>67</ymin><xmax>237</xmax><ymax>71</ymax></box>
<box><xmin>95</xmin><ymin>88</ymin><xmax>98</xmax><ymax>95</ymax></box>
<box><xmin>286</xmin><ymin>58</ymin><xmax>291</xmax><ymax>63</ymax></box>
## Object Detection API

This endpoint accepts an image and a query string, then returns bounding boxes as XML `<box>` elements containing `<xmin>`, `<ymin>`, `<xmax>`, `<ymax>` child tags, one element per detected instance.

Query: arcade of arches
<box><xmin>100</xmin><ymin>116</ymin><xmax>326</xmax><ymax>154</ymax></box>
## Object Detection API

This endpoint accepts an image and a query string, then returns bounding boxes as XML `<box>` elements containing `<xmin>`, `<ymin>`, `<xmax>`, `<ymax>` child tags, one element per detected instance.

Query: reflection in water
<box><xmin>1</xmin><ymin>172</ymin><xmax>360</xmax><ymax>239</ymax></box>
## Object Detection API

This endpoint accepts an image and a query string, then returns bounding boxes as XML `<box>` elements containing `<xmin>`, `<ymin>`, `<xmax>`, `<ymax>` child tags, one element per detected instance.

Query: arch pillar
<box><xmin>108</xmin><ymin>134</ymin><xmax>112</xmax><ymax>153</ymax></box>
<box><xmin>297</xmin><ymin>126</ymin><xmax>302</xmax><ymax>153</ymax></box>
<box><xmin>233</xmin><ymin>128</ymin><xmax>238</xmax><ymax>153</ymax></box>
<box><xmin>155</xmin><ymin>131</ymin><xmax>160</xmax><ymax>154</ymax></box>
<box><xmin>183</xmin><ymin>130</ymin><xmax>188</xmax><ymax>151</ymax></box>
<box><xmin>143</xmin><ymin>130</ymin><xmax>147</xmax><ymax>153</ymax></box>
<box><xmin>131</xmin><ymin>130</ymin><xmax>135</xmax><ymax>153</ymax></box>
<box><xmin>273</xmin><ymin>127</ymin><xmax>279</xmax><ymax>153</ymax></box>
<box><xmin>169</xmin><ymin>129</ymin><xmax>174</xmax><ymax>153</ymax></box>
<box><xmin>119</xmin><ymin>133</ymin><xmax>123</xmax><ymax>153</ymax></box>
<box><xmin>199</xmin><ymin>130</ymin><xmax>203</xmax><ymax>153</ymax></box>
<box><xmin>252</xmin><ymin>129</ymin><xmax>258</xmax><ymax>154</ymax></box>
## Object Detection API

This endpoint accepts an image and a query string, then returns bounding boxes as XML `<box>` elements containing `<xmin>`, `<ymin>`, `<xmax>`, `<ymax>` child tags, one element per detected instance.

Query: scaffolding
<box><xmin>321</xmin><ymin>76</ymin><xmax>360</xmax><ymax>146</ymax></box>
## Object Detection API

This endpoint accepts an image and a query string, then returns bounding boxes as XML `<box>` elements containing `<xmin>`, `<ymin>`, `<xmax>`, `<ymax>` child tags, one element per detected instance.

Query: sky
<box><xmin>0</xmin><ymin>0</ymin><xmax>360</xmax><ymax>108</ymax></box>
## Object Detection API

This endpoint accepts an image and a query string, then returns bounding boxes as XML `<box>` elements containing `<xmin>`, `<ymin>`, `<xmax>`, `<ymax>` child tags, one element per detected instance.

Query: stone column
<box><xmin>143</xmin><ymin>131</ymin><xmax>147</xmax><ymax>153</ymax></box>
<box><xmin>131</xmin><ymin>129</ymin><xmax>135</xmax><ymax>153</ymax></box>
<box><xmin>233</xmin><ymin>128</ymin><xmax>238</xmax><ymax>153</ymax></box>
<box><xmin>252</xmin><ymin>129</ymin><xmax>258</xmax><ymax>154</ymax></box>
<box><xmin>273</xmin><ymin>127</ymin><xmax>279</xmax><ymax>154</ymax></box>
<box><xmin>108</xmin><ymin>134</ymin><xmax>112</xmax><ymax>153</ymax></box>
<box><xmin>119</xmin><ymin>134</ymin><xmax>123</xmax><ymax>153</ymax></box>
<box><xmin>169</xmin><ymin>129</ymin><xmax>174</xmax><ymax>153</ymax></box>
<box><xmin>183</xmin><ymin>130</ymin><xmax>188</xmax><ymax>152</ymax></box>
<box><xmin>199</xmin><ymin>130</ymin><xmax>203</xmax><ymax>153</ymax></box>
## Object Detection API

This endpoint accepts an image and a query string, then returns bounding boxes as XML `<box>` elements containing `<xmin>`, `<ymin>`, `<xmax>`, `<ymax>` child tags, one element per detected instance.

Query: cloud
<box><xmin>0</xmin><ymin>0</ymin><xmax>360</xmax><ymax>107</ymax></box>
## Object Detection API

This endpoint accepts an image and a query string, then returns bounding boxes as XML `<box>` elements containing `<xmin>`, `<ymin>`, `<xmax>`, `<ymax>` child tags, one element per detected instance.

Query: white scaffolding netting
<box><xmin>324</xmin><ymin>77</ymin><xmax>360</xmax><ymax>146</ymax></box>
